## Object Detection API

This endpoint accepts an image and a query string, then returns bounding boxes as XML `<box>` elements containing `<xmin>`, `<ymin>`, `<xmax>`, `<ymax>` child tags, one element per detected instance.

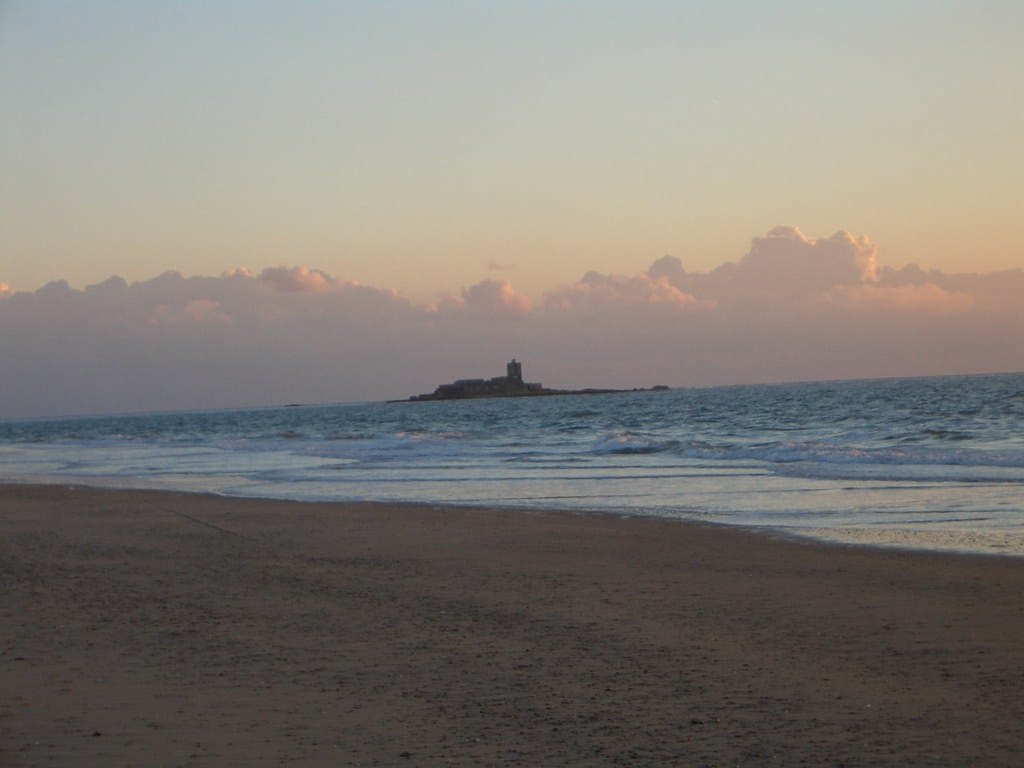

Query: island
<box><xmin>395</xmin><ymin>359</ymin><xmax>669</xmax><ymax>402</ymax></box>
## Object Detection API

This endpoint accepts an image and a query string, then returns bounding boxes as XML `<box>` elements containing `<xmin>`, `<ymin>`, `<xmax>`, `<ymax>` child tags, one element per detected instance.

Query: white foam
<box><xmin>787</xmin><ymin>526</ymin><xmax>1024</xmax><ymax>557</ymax></box>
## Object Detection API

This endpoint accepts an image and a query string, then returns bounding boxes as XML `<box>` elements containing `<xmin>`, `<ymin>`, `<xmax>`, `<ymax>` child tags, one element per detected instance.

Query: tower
<box><xmin>507</xmin><ymin>358</ymin><xmax>523</xmax><ymax>383</ymax></box>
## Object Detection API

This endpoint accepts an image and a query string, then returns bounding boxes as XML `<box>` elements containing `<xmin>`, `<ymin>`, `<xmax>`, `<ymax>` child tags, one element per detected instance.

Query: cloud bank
<box><xmin>2</xmin><ymin>228</ymin><xmax>1022</xmax><ymax>417</ymax></box>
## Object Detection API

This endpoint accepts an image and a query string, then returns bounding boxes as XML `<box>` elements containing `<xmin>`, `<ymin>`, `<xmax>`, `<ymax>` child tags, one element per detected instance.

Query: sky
<box><xmin>1</xmin><ymin>2</ymin><xmax>1023</xmax><ymax>417</ymax></box>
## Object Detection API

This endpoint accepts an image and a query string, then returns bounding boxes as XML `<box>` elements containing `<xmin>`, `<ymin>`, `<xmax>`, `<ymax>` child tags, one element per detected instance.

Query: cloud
<box><xmin>741</xmin><ymin>226</ymin><xmax>878</xmax><ymax>285</ymax></box>
<box><xmin>690</xmin><ymin>227</ymin><xmax>879</xmax><ymax>305</ymax></box>
<box><xmin>0</xmin><ymin>282</ymin><xmax>13</xmax><ymax>297</ymax></box>
<box><xmin>259</xmin><ymin>265</ymin><xmax>341</xmax><ymax>293</ymax></box>
<box><xmin>222</xmin><ymin>267</ymin><xmax>256</xmax><ymax>279</ymax></box>
<box><xmin>646</xmin><ymin>255</ymin><xmax>687</xmax><ymax>283</ymax></box>
<box><xmin>37</xmin><ymin>279</ymin><xmax>74</xmax><ymax>296</ymax></box>
<box><xmin>822</xmin><ymin>282</ymin><xmax>974</xmax><ymax>314</ymax></box>
<box><xmin>1</xmin><ymin>228</ymin><xmax>1022</xmax><ymax>418</ymax></box>
<box><xmin>641</xmin><ymin>228</ymin><xmax>882</xmax><ymax>306</ymax></box>
<box><xmin>880</xmin><ymin>265</ymin><xmax>1024</xmax><ymax>311</ymax></box>
<box><xmin>544</xmin><ymin>271</ymin><xmax>705</xmax><ymax>312</ymax></box>
<box><xmin>151</xmin><ymin>299</ymin><xmax>233</xmax><ymax>327</ymax></box>
<box><xmin>458</xmin><ymin>279</ymin><xmax>533</xmax><ymax>315</ymax></box>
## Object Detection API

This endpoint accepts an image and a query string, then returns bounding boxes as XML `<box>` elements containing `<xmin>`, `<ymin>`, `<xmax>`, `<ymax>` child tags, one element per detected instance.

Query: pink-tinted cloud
<box><xmin>544</xmin><ymin>271</ymin><xmax>706</xmax><ymax>312</ymax></box>
<box><xmin>739</xmin><ymin>226</ymin><xmax>879</xmax><ymax>286</ymax></box>
<box><xmin>646</xmin><ymin>228</ymin><xmax>880</xmax><ymax>305</ymax></box>
<box><xmin>0</xmin><ymin>282</ymin><xmax>12</xmax><ymax>297</ymax></box>
<box><xmin>880</xmin><ymin>265</ymin><xmax>1024</xmax><ymax>311</ymax></box>
<box><xmin>151</xmin><ymin>299</ymin><xmax>234</xmax><ymax>327</ymax></box>
<box><xmin>458</xmin><ymin>279</ymin><xmax>533</xmax><ymax>315</ymax></box>
<box><xmin>1</xmin><ymin>228</ymin><xmax>1022</xmax><ymax>418</ymax></box>
<box><xmin>646</xmin><ymin>255</ymin><xmax>687</xmax><ymax>284</ymax></box>
<box><xmin>822</xmin><ymin>282</ymin><xmax>974</xmax><ymax>314</ymax></box>
<box><xmin>259</xmin><ymin>265</ymin><xmax>341</xmax><ymax>293</ymax></box>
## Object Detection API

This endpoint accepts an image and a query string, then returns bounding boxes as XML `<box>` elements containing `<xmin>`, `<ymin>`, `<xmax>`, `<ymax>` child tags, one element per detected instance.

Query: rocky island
<box><xmin>398</xmin><ymin>359</ymin><xmax>669</xmax><ymax>402</ymax></box>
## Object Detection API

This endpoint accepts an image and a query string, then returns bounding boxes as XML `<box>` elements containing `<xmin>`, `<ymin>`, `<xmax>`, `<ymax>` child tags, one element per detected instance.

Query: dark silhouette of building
<box><xmin>507</xmin><ymin>358</ymin><xmax>523</xmax><ymax>383</ymax></box>
<box><xmin>412</xmin><ymin>359</ymin><xmax>541</xmax><ymax>400</ymax></box>
<box><xmin>401</xmin><ymin>359</ymin><xmax>670</xmax><ymax>402</ymax></box>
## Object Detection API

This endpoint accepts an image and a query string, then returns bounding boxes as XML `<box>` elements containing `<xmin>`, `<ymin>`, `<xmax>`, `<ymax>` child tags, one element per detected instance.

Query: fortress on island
<box><xmin>409</xmin><ymin>359</ymin><xmax>542</xmax><ymax>401</ymax></box>
<box><xmin>402</xmin><ymin>359</ymin><xmax>668</xmax><ymax>402</ymax></box>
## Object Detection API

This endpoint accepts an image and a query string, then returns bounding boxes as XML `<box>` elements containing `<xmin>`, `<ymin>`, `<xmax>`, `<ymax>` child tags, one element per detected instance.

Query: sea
<box><xmin>2</xmin><ymin>373</ymin><xmax>1023</xmax><ymax>556</ymax></box>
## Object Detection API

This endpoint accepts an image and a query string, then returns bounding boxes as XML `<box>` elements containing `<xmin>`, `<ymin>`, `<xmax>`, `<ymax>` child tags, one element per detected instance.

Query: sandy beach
<box><xmin>2</xmin><ymin>484</ymin><xmax>1022</xmax><ymax>766</ymax></box>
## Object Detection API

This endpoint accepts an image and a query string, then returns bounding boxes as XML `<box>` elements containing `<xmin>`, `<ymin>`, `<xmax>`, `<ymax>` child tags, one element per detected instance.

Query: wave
<box><xmin>575</xmin><ymin>429</ymin><xmax>1024</xmax><ymax>485</ymax></box>
<box><xmin>590</xmin><ymin>432</ymin><xmax>678</xmax><ymax>455</ymax></box>
<box><xmin>4</xmin><ymin>374</ymin><xmax>1024</xmax><ymax>514</ymax></box>
<box><xmin>738</xmin><ymin>441</ymin><xmax>1024</xmax><ymax>471</ymax></box>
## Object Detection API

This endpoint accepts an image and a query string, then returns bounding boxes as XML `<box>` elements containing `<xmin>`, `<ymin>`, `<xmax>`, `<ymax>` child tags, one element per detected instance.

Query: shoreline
<box><xmin>6</xmin><ymin>477</ymin><xmax>1024</xmax><ymax>560</ymax></box>
<box><xmin>3</xmin><ymin>482</ymin><xmax>1023</xmax><ymax>766</ymax></box>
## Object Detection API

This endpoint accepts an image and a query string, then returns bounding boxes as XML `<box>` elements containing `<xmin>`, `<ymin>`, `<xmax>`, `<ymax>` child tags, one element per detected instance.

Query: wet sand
<box><xmin>2</xmin><ymin>483</ymin><xmax>1022</xmax><ymax>766</ymax></box>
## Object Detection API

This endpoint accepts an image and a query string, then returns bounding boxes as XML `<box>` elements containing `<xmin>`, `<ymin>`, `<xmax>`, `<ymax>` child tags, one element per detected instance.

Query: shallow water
<box><xmin>3</xmin><ymin>373</ymin><xmax>1023</xmax><ymax>555</ymax></box>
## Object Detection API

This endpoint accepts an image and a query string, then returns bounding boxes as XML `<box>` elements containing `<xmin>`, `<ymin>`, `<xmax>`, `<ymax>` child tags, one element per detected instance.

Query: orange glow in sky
<box><xmin>1</xmin><ymin>2</ymin><xmax>1021</xmax><ymax>301</ymax></box>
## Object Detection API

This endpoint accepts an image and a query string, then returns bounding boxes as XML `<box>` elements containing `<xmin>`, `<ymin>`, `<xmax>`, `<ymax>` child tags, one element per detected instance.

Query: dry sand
<box><xmin>2</xmin><ymin>483</ymin><xmax>1022</xmax><ymax>766</ymax></box>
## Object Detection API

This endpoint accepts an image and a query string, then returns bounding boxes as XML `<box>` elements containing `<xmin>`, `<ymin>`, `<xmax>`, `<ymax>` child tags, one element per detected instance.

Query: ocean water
<box><xmin>2</xmin><ymin>373</ymin><xmax>1023</xmax><ymax>556</ymax></box>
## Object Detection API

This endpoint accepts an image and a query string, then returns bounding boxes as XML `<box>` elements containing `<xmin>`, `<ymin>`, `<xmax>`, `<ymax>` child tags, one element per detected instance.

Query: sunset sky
<box><xmin>2</xmin><ymin>2</ymin><xmax>1022</xmax><ymax>417</ymax></box>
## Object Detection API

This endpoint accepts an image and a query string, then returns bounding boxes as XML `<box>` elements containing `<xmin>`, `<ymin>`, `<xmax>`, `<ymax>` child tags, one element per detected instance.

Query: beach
<box><xmin>2</xmin><ymin>484</ymin><xmax>1022</xmax><ymax>766</ymax></box>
